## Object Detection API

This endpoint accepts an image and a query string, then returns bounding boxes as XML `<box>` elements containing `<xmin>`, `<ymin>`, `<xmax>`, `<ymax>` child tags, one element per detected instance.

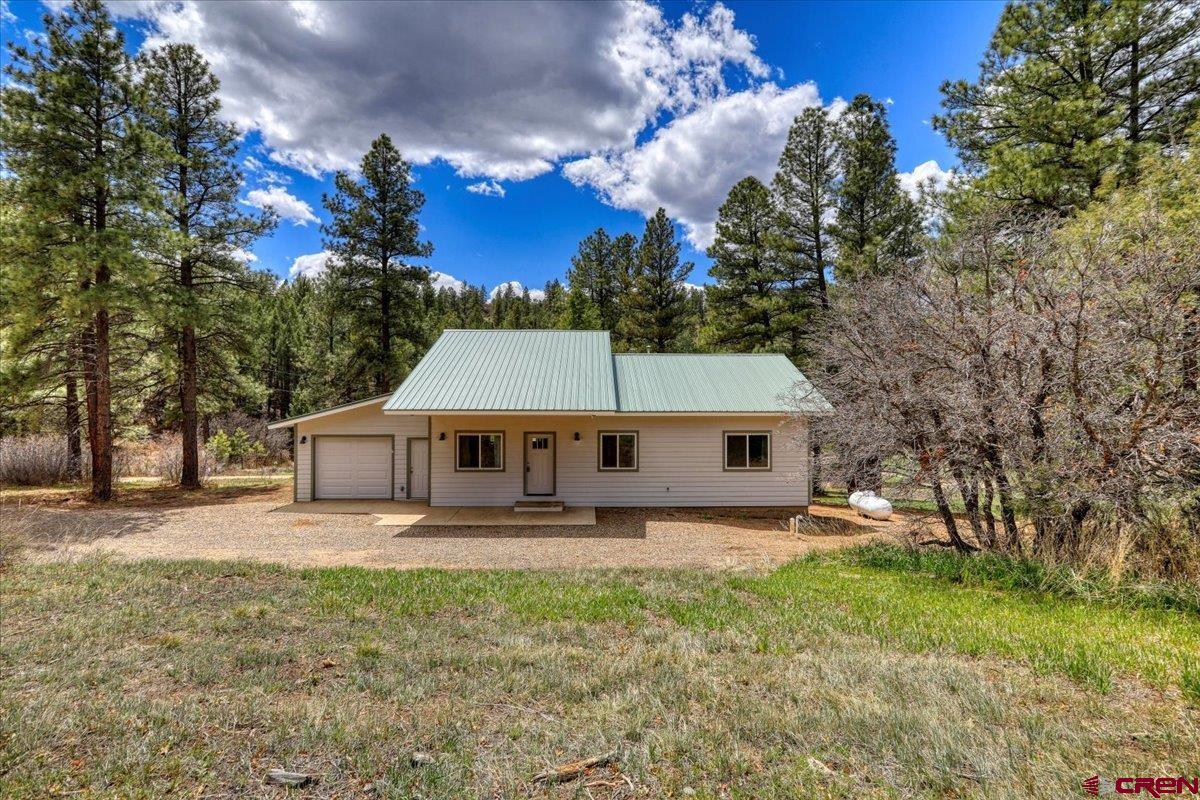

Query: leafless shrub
<box><xmin>150</xmin><ymin>434</ymin><xmax>215</xmax><ymax>483</ymax></box>
<box><xmin>101</xmin><ymin>436</ymin><xmax>216</xmax><ymax>482</ymax></box>
<box><xmin>802</xmin><ymin>182</ymin><xmax>1200</xmax><ymax>580</ymax></box>
<box><xmin>0</xmin><ymin>436</ymin><xmax>76</xmax><ymax>485</ymax></box>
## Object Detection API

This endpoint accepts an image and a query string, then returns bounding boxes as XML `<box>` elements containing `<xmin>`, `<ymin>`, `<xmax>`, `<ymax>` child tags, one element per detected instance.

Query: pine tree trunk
<box><xmin>90</xmin><ymin>302</ymin><xmax>113</xmax><ymax>501</ymax></box>
<box><xmin>177</xmin><ymin>137</ymin><xmax>201</xmax><ymax>490</ymax></box>
<box><xmin>64</xmin><ymin>354</ymin><xmax>82</xmax><ymax>482</ymax></box>
<box><xmin>379</xmin><ymin>257</ymin><xmax>390</xmax><ymax>394</ymax></box>
<box><xmin>812</xmin><ymin>207</ymin><xmax>829</xmax><ymax>311</ymax></box>
<box><xmin>87</xmin><ymin>183</ymin><xmax>114</xmax><ymax>501</ymax></box>
<box><xmin>180</xmin><ymin>319</ymin><xmax>200</xmax><ymax>489</ymax></box>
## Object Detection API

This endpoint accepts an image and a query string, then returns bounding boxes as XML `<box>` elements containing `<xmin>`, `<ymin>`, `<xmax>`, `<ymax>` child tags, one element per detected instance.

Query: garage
<box><xmin>313</xmin><ymin>436</ymin><xmax>393</xmax><ymax>500</ymax></box>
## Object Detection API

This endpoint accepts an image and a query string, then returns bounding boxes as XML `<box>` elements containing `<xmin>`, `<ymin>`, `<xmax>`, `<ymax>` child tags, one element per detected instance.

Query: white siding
<box><xmin>429</xmin><ymin>414</ymin><xmax>810</xmax><ymax>507</ymax></box>
<box><xmin>293</xmin><ymin>403</ymin><xmax>427</xmax><ymax>501</ymax></box>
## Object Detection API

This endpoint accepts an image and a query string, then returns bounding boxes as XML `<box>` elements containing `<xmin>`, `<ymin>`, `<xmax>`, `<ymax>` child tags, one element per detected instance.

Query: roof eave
<box><xmin>265</xmin><ymin>394</ymin><xmax>391</xmax><ymax>429</ymax></box>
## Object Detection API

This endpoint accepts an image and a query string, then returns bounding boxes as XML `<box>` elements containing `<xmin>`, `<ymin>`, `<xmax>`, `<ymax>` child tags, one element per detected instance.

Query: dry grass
<box><xmin>0</xmin><ymin>477</ymin><xmax>291</xmax><ymax>509</ymax></box>
<box><xmin>1</xmin><ymin>555</ymin><xmax>1196</xmax><ymax>798</ymax></box>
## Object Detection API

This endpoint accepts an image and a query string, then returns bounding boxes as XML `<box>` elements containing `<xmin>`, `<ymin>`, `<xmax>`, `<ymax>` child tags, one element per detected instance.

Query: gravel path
<box><xmin>7</xmin><ymin>491</ymin><xmax>896</xmax><ymax>571</ymax></box>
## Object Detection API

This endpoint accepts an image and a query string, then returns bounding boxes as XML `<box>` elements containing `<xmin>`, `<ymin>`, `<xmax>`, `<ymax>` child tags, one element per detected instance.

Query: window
<box><xmin>456</xmin><ymin>432</ymin><xmax>503</xmax><ymax>470</ymax></box>
<box><xmin>724</xmin><ymin>432</ymin><xmax>770</xmax><ymax>470</ymax></box>
<box><xmin>598</xmin><ymin>431</ymin><xmax>638</xmax><ymax>470</ymax></box>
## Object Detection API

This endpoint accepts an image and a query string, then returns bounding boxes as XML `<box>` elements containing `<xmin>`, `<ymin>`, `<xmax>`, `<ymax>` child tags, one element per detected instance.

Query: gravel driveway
<box><xmin>7</xmin><ymin>490</ymin><xmax>894</xmax><ymax>571</ymax></box>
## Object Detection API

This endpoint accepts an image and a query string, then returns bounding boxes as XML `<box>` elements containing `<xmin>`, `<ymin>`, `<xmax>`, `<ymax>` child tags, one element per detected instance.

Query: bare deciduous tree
<box><xmin>804</xmin><ymin>149</ymin><xmax>1199</xmax><ymax>578</ymax></box>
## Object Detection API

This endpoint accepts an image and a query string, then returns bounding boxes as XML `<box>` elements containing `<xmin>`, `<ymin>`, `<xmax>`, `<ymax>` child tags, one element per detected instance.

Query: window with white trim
<box><xmin>598</xmin><ymin>431</ymin><xmax>638</xmax><ymax>470</ymax></box>
<box><xmin>724</xmin><ymin>432</ymin><xmax>770</xmax><ymax>470</ymax></box>
<box><xmin>456</xmin><ymin>432</ymin><xmax>503</xmax><ymax>470</ymax></box>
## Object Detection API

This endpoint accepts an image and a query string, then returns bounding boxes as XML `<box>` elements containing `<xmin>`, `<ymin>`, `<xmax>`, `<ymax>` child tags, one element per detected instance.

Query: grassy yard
<box><xmin>1</xmin><ymin>551</ymin><xmax>1197</xmax><ymax>798</ymax></box>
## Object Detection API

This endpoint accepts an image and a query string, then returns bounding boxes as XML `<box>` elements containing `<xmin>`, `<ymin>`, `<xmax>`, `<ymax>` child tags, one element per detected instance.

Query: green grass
<box><xmin>842</xmin><ymin>542</ymin><xmax>1200</xmax><ymax>615</ymax></box>
<box><xmin>2</xmin><ymin>551</ymin><xmax>1197</xmax><ymax>798</ymax></box>
<box><xmin>817</xmin><ymin>488</ymin><xmax>946</xmax><ymax>514</ymax></box>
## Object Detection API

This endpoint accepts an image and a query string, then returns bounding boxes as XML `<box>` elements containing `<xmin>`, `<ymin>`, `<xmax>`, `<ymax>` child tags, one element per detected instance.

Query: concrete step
<box><xmin>513</xmin><ymin>500</ymin><xmax>564</xmax><ymax>513</ymax></box>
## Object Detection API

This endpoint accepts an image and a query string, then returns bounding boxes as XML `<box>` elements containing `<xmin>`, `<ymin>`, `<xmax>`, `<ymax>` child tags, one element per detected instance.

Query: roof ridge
<box><xmin>442</xmin><ymin>328</ymin><xmax>609</xmax><ymax>333</ymax></box>
<box><xmin>613</xmin><ymin>352</ymin><xmax>788</xmax><ymax>357</ymax></box>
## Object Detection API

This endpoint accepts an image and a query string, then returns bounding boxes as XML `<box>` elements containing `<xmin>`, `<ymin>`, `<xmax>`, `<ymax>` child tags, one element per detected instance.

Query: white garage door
<box><xmin>314</xmin><ymin>436</ymin><xmax>392</xmax><ymax>499</ymax></box>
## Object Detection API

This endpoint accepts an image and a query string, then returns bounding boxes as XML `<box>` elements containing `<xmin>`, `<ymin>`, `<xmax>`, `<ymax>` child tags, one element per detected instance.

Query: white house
<box><xmin>268</xmin><ymin>329</ymin><xmax>832</xmax><ymax>509</ymax></box>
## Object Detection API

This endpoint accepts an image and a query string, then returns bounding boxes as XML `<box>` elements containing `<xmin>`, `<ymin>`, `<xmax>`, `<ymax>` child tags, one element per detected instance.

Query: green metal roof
<box><xmin>613</xmin><ymin>353</ymin><xmax>832</xmax><ymax>413</ymax></box>
<box><xmin>383</xmin><ymin>329</ymin><xmax>832</xmax><ymax>414</ymax></box>
<box><xmin>384</xmin><ymin>329</ymin><xmax>617</xmax><ymax>411</ymax></box>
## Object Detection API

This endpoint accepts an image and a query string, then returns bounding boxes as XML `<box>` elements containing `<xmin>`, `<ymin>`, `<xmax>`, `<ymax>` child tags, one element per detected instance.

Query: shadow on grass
<box><xmin>389</xmin><ymin>507</ymin><xmax>877</xmax><ymax>540</ymax></box>
<box><xmin>0</xmin><ymin>481</ymin><xmax>290</xmax><ymax>549</ymax></box>
<box><xmin>392</xmin><ymin>523</ymin><xmax>648</xmax><ymax>540</ymax></box>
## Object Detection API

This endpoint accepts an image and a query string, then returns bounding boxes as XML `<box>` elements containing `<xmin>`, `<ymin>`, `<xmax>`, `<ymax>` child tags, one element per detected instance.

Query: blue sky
<box><xmin>2</xmin><ymin>0</ymin><xmax>1003</xmax><ymax>294</ymax></box>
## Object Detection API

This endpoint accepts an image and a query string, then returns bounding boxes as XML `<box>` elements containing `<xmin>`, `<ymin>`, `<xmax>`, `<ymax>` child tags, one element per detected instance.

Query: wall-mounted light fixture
<box><xmin>573</xmin><ymin>432</ymin><xmax>580</xmax><ymax>441</ymax></box>
<box><xmin>299</xmin><ymin>435</ymin><xmax>308</xmax><ymax>444</ymax></box>
<box><xmin>438</xmin><ymin>432</ymin><xmax>446</xmax><ymax>441</ymax></box>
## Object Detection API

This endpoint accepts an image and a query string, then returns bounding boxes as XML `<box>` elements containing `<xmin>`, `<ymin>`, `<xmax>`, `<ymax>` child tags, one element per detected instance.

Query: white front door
<box><xmin>408</xmin><ymin>438</ymin><xmax>429</xmax><ymax>500</ymax></box>
<box><xmin>524</xmin><ymin>433</ymin><xmax>555</xmax><ymax>495</ymax></box>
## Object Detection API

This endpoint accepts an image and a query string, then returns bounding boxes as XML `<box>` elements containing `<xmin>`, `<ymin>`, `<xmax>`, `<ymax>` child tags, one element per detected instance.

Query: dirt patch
<box><xmin>13</xmin><ymin>499</ymin><xmax>899</xmax><ymax>571</ymax></box>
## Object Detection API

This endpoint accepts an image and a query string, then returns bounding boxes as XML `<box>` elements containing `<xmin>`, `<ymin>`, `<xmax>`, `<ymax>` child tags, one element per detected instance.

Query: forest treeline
<box><xmin>0</xmin><ymin>1</ymin><xmax>919</xmax><ymax>497</ymax></box>
<box><xmin>2</xmin><ymin>0</ymin><xmax>1198</xmax><ymax>581</ymax></box>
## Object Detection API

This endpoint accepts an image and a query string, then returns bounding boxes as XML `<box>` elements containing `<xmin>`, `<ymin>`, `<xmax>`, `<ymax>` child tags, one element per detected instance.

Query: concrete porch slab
<box><xmin>272</xmin><ymin>500</ymin><xmax>430</xmax><ymax>515</ymax></box>
<box><xmin>375</xmin><ymin>505</ymin><xmax>596</xmax><ymax>527</ymax></box>
<box><xmin>272</xmin><ymin>500</ymin><xmax>596</xmax><ymax>526</ymax></box>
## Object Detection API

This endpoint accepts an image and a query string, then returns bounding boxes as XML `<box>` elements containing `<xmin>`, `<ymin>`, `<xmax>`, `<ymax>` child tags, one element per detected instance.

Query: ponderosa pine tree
<box><xmin>567</xmin><ymin>228</ymin><xmax>626</xmax><ymax>333</ymax></box>
<box><xmin>773</xmin><ymin>106</ymin><xmax>837</xmax><ymax>313</ymax></box>
<box><xmin>935</xmin><ymin>0</ymin><xmax>1200</xmax><ymax>211</ymax></box>
<box><xmin>142</xmin><ymin>43</ymin><xmax>276</xmax><ymax>489</ymax></box>
<box><xmin>559</xmin><ymin>285</ymin><xmax>602</xmax><ymax>330</ymax></box>
<box><xmin>1</xmin><ymin>0</ymin><xmax>155</xmax><ymax>500</ymax></box>
<box><xmin>0</xmin><ymin>179</ymin><xmax>85</xmax><ymax>476</ymax></box>
<box><xmin>260</xmin><ymin>280</ymin><xmax>305</xmax><ymax>420</ymax></box>
<box><xmin>323</xmin><ymin>134</ymin><xmax>432</xmax><ymax>394</ymax></box>
<box><xmin>832</xmin><ymin>94</ymin><xmax>922</xmax><ymax>280</ymax></box>
<box><xmin>541</xmin><ymin>279</ymin><xmax>567</xmax><ymax>326</ymax></box>
<box><xmin>610</xmin><ymin>232</ymin><xmax>639</xmax><ymax>349</ymax></box>
<box><xmin>704</xmin><ymin>176</ymin><xmax>779</xmax><ymax>353</ymax></box>
<box><xmin>621</xmin><ymin>209</ymin><xmax>695</xmax><ymax>352</ymax></box>
<box><xmin>282</xmin><ymin>273</ymin><xmax>345</xmax><ymax>414</ymax></box>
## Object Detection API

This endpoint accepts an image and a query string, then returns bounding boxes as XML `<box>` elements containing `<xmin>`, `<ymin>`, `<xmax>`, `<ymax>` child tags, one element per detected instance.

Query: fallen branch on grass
<box><xmin>531</xmin><ymin>752</ymin><xmax>616</xmax><ymax>785</ymax></box>
<box><xmin>265</xmin><ymin>769</ymin><xmax>315</xmax><ymax>787</ymax></box>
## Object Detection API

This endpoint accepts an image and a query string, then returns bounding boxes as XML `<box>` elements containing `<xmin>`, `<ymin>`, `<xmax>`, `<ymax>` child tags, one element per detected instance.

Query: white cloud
<box><xmin>898</xmin><ymin>159</ymin><xmax>954</xmax><ymax>198</ymax></box>
<box><xmin>564</xmin><ymin>82</ymin><xmax>829</xmax><ymax>249</ymax></box>
<box><xmin>288</xmin><ymin>251</ymin><xmax>332</xmax><ymax>280</ymax></box>
<box><xmin>230</xmin><ymin>248</ymin><xmax>258</xmax><ymax>264</ymax></box>
<box><xmin>490</xmin><ymin>281</ymin><xmax>545</xmax><ymax>301</ymax></box>
<box><xmin>128</xmin><ymin>1</ymin><xmax>773</xmax><ymax>180</ymax></box>
<box><xmin>466</xmin><ymin>180</ymin><xmax>505</xmax><ymax>198</ymax></box>
<box><xmin>244</xmin><ymin>186</ymin><xmax>319</xmax><ymax>226</ymax></box>
<box><xmin>243</xmin><ymin>155</ymin><xmax>291</xmax><ymax>185</ymax></box>
<box><xmin>431</xmin><ymin>270</ymin><xmax>466</xmax><ymax>293</ymax></box>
